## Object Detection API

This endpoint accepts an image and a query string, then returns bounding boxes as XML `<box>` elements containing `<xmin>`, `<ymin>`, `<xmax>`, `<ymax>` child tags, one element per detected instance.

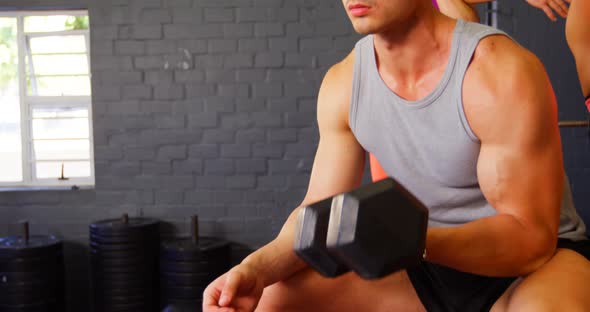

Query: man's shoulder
<box><xmin>467</xmin><ymin>34</ymin><xmax>546</xmax><ymax>103</ymax></box>
<box><xmin>325</xmin><ymin>34</ymin><xmax>370</xmax><ymax>84</ymax></box>
<box><xmin>464</xmin><ymin>33</ymin><xmax>554</xmax><ymax>140</ymax></box>
<box><xmin>317</xmin><ymin>50</ymin><xmax>356</xmax><ymax>130</ymax></box>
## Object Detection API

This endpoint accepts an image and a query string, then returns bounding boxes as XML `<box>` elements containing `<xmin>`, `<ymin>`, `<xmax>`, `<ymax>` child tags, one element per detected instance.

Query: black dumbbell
<box><xmin>293</xmin><ymin>197</ymin><xmax>350</xmax><ymax>277</ymax></box>
<box><xmin>294</xmin><ymin>178</ymin><xmax>429</xmax><ymax>279</ymax></box>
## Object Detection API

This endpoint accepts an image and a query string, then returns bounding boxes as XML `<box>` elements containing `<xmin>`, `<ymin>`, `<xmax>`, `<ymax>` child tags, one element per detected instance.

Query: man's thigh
<box><xmin>256</xmin><ymin>268</ymin><xmax>425</xmax><ymax>312</ymax></box>
<box><xmin>492</xmin><ymin>248</ymin><xmax>590</xmax><ymax>312</ymax></box>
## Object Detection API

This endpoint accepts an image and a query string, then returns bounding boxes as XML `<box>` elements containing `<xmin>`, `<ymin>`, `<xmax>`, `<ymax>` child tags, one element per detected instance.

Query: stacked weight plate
<box><xmin>0</xmin><ymin>224</ymin><xmax>65</xmax><ymax>312</ymax></box>
<box><xmin>160</xmin><ymin>216</ymin><xmax>230</xmax><ymax>310</ymax></box>
<box><xmin>90</xmin><ymin>215</ymin><xmax>160</xmax><ymax>312</ymax></box>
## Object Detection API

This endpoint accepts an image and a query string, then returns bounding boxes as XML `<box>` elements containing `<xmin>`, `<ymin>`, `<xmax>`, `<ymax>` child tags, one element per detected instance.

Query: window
<box><xmin>0</xmin><ymin>11</ymin><xmax>94</xmax><ymax>190</ymax></box>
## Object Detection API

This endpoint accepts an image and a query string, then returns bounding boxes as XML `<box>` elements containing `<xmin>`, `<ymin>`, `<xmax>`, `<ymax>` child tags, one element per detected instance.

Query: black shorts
<box><xmin>407</xmin><ymin>238</ymin><xmax>590</xmax><ymax>312</ymax></box>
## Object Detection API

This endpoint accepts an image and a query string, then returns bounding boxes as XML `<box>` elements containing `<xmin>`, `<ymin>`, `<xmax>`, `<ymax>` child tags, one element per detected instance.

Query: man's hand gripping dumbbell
<box><xmin>293</xmin><ymin>178</ymin><xmax>429</xmax><ymax>279</ymax></box>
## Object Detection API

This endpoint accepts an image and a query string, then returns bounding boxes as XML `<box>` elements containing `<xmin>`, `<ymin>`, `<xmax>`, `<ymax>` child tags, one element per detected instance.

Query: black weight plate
<box><xmin>0</xmin><ymin>271</ymin><xmax>60</xmax><ymax>285</ymax></box>
<box><xmin>89</xmin><ymin>241</ymin><xmax>158</xmax><ymax>253</ymax></box>
<box><xmin>91</xmin><ymin>271</ymin><xmax>157</xmax><ymax>283</ymax></box>
<box><xmin>160</xmin><ymin>298</ymin><xmax>202</xmax><ymax>308</ymax></box>
<box><xmin>160</xmin><ymin>272</ymin><xmax>217</xmax><ymax>287</ymax></box>
<box><xmin>90</xmin><ymin>218</ymin><xmax>159</xmax><ymax>235</ymax></box>
<box><xmin>91</xmin><ymin>264</ymin><xmax>155</xmax><ymax>275</ymax></box>
<box><xmin>160</xmin><ymin>260</ymin><xmax>228</xmax><ymax>275</ymax></box>
<box><xmin>160</xmin><ymin>238</ymin><xmax>229</xmax><ymax>261</ymax></box>
<box><xmin>0</xmin><ymin>250</ymin><xmax>63</xmax><ymax>262</ymax></box>
<box><xmin>96</xmin><ymin>294</ymin><xmax>150</xmax><ymax>304</ymax></box>
<box><xmin>90</xmin><ymin>224</ymin><xmax>158</xmax><ymax>236</ymax></box>
<box><xmin>161</xmin><ymin>237</ymin><xmax>229</xmax><ymax>253</ymax></box>
<box><xmin>161</xmin><ymin>298</ymin><xmax>202</xmax><ymax>305</ymax></box>
<box><xmin>90</xmin><ymin>268</ymin><xmax>157</xmax><ymax>280</ymax></box>
<box><xmin>160</xmin><ymin>249</ymin><xmax>229</xmax><ymax>263</ymax></box>
<box><xmin>0</xmin><ymin>306</ymin><xmax>58</xmax><ymax>312</ymax></box>
<box><xmin>91</xmin><ymin>279</ymin><xmax>155</xmax><ymax>291</ymax></box>
<box><xmin>94</xmin><ymin>302</ymin><xmax>152</xmax><ymax>312</ymax></box>
<box><xmin>94</xmin><ymin>286</ymin><xmax>155</xmax><ymax>298</ymax></box>
<box><xmin>0</xmin><ymin>301</ymin><xmax>59</xmax><ymax>312</ymax></box>
<box><xmin>161</xmin><ymin>286</ymin><xmax>205</xmax><ymax>300</ymax></box>
<box><xmin>90</xmin><ymin>246</ymin><xmax>156</xmax><ymax>259</ymax></box>
<box><xmin>160</xmin><ymin>301</ymin><xmax>201</xmax><ymax>312</ymax></box>
<box><xmin>94</xmin><ymin>299</ymin><xmax>157</xmax><ymax>311</ymax></box>
<box><xmin>0</xmin><ymin>280</ymin><xmax>60</xmax><ymax>295</ymax></box>
<box><xmin>89</xmin><ymin>232</ymin><xmax>159</xmax><ymax>245</ymax></box>
<box><xmin>91</xmin><ymin>281</ymin><xmax>157</xmax><ymax>294</ymax></box>
<box><xmin>0</xmin><ymin>293</ymin><xmax>53</xmax><ymax>306</ymax></box>
<box><xmin>90</xmin><ymin>254</ymin><xmax>156</xmax><ymax>267</ymax></box>
<box><xmin>0</xmin><ymin>255</ymin><xmax>63</xmax><ymax>272</ymax></box>
<box><xmin>0</xmin><ymin>236</ymin><xmax>62</xmax><ymax>259</ymax></box>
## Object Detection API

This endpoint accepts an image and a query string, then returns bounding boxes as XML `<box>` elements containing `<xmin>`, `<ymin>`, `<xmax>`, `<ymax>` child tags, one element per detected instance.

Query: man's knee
<box><xmin>506</xmin><ymin>296</ymin><xmax>587</xmax><ymax>312</ymax></box>
<box><xmin>256</xmin><ymin>269</ymin><xmax>424</xmax><ymax>312</ymax></box>
<box><xmin>503</xmin><ymin>249</ymin><xmax>590</xmax><ymax>312</ymax></box>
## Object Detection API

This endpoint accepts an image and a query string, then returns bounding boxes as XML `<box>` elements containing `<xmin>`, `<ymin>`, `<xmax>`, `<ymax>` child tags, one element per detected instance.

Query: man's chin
<box><xmin>351</xmin><ymin>23</ymin><xmax>375</xmax><ymax>36</ymax></box>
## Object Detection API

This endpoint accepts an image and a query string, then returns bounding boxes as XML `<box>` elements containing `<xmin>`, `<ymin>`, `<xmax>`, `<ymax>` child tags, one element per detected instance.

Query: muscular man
<box><xmin>203</xmin><ymin>1</ymin><xmax>590</xmax><ymax>311</ymax></box>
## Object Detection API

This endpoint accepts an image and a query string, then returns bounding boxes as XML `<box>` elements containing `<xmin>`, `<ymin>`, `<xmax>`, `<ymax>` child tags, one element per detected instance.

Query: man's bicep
<box><xmin>477</xmin><ymin>140</ymin><xmax>562</xmax><ymax>231</ymax></box>
<box><xmin>473</xmin><ymin>46</ymin><xmax>563</xmax><ymax>236</ymax></box>
<box><xmin>301</xmin><ymin>59</ymin><xmax>365</xmax><ymax>207</ymax></box>
<box><xmin>303</xmin><ymin>129</ymin><xmax>366</xmax><ymax>206</ymax></box>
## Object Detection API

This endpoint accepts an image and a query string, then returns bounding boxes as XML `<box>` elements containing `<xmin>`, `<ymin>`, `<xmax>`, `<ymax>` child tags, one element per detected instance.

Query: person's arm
<box><xmin>220</xmin><ymin>52</ymin><xmax>365</xmax><ymax>292</ymax></box>
<box><xmin>437</xmin><ymin>0</ymin><xmax>481</xmax><ymax>22</ymax></box>
<box><xmin>204</xmin><ymin>54</ymin><xmax>366</xmax><ymax>311</ymax></box>
<box><xmin>463</xmin><ymin>0</ymin><xmax>569</xmax><ymax>21</ymax></box>
<box><xmin>425</xmin><ymin>35</ymin><xmax>563</xmax><ymax>277</ymax></box>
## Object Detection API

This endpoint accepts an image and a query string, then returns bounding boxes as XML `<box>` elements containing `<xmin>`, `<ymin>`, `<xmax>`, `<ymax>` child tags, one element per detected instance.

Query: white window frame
<box><xmin>0</xmin><ymin>10</ymin><xmax>94</xmax><ymax>191</ymax></box>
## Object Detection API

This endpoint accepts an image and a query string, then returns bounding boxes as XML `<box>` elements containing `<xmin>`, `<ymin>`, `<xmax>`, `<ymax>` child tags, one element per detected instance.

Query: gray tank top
<box><xmin>350</xmin><ymin>20</ymin><xmax>586</xmax><ymax>240</ymax></box>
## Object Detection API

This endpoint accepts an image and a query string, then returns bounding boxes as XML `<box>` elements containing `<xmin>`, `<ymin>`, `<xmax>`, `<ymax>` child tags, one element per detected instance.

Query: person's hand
<box><xmin>525</xmin><ymin>0</ymin><xmax>570</xmax><ymax>21</ymax></box>
<box><xmin>203</xmin><ymin>263</ymin><xmax>265</xmax><ymax>312</ymax></box>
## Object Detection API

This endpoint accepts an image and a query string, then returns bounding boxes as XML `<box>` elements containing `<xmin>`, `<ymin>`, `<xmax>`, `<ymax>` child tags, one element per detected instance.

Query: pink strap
<box><xmin>432</xmin><ymin>0</ymin><xmax>439</xmax><ymax>10</ymax></box>
<box><xmin>585</xmin><ymin>97</ymin><xmax>590</xmax><ymax>113</ymax></box>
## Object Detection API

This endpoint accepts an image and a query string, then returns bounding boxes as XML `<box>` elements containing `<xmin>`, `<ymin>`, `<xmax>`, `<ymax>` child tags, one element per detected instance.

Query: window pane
<box><xmin>25</xmin><ymin>15</ymin><xmax>89</xmax><ymax>33</ymax></box>
<box><xmin>30</xmin><ymin>54</ymin><xmax>88</xmax><ymax>75</ymax></box>
<box><xmin>0</xmin><ymin>17</ymin><xmax>22</xmax><ymax>182</ymax></box>
<box><xmin>28</xmin><ymin>75</ymin><xmax>91</xmax><ymax>96</ymax></box>
<box><xmin>36</xmin><ymin>161</ymin><xmax>91</xmax><ymax>179</ymax></box>
<box><xmin>29</xmin><ymin>35</ymin><xmax>87</xmax><ymax>54</ymax></box>
<box><xmin>33</xmin><ymin>107</ymin><xmax>88</xmax><ymax>119</ymax></box>
<box><xmin>33</xmin><ymin>139</ymin><xmax>90</xmax><ymax>161</ymax></box>
<box><xmin>33</xmin><ymin>118</ymin><xmax>89</xmax><ymax>140</ymax></box>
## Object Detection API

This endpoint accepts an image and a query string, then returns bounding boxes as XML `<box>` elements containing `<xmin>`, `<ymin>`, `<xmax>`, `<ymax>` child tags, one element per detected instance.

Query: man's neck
<box><xmin>372</xmin><ymin>8</ymin><xmax>456</xmax><ymax>91</ymax></box>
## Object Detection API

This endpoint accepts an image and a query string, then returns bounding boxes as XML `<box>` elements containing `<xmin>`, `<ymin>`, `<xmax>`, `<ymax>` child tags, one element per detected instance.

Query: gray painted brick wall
<box><xmin>0</xmin><ymin>0</ymin><xmax>358</xmax><ymax>309</ymax></box>
<box><xmin>0</xmin><ymin>0</ymin><xmax>588</xmax><ymax>310</ymax></box>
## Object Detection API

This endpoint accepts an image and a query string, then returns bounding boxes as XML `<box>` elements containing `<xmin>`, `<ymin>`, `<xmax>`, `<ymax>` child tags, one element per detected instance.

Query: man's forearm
<box><xmin>426</xmin><ymin>214</ymin><xmax>556</xmax><ymax>277</ymax></box>
<box><xmin>241</xmin><ymin>208</ymin><xmax>308</xmax><ymax>287</ymax></box>
<box><xmin>437</xmin><ymin>0</ymin><xmax>481</xmax><ymax>22</ymax></box>
<box><xmin>462</xmin><ymin>0</ymin><xmax>493</xmax><ymax>3</ymax></box>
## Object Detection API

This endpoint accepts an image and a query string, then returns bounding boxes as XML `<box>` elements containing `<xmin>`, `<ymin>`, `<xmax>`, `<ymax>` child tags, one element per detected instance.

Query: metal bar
<box><xmin>29</xmin><ymin>74</ymin><xmax>89</xmax><ymax>78</ymax></box>
<box><xmin>25</xmin><ymin>36</ymin><xmax>38</xmax><ymax>95</ymax></box>
<box><xmin>33</xmin><ymin>138</ymin><xmax>89</xmax><ymax>141</ymax></box>
<box><xmin>22</xmin><ymin>221</ymin><xmax>29</xmax><ymax>244</ymax></box>
<box><xmin>26</xmin><ymin>30</ymin><xmax>89</xmax><ymax>38</ymax></box>
<box><xmin>28</xmin><ymin>53</ymin><xmax>87</xmax><ymax>56</ymax></box>
<box><xmin>191</xmin><ymin>216</ymin><xmax>199</xmax><ymax>244</ymax></box>
<box><xmin>34</xmin><ymin>159</ymin><xmax>91</xmax><ymax>163</ymax></box>
<box><xmin>0</xmin><ymin>10</ymin><xmax>88</xmax><ymax>17</ymax></box>
<box><xmin>17</xmin><ymin>15</ymin><xmax>33</xmax><ymax>185</ymax></box>
<box><xmin>558</xmin><ymin>120</ymin><xmax>589</xmax><ymax>128</ymax></box>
